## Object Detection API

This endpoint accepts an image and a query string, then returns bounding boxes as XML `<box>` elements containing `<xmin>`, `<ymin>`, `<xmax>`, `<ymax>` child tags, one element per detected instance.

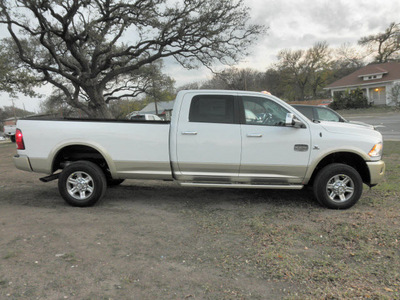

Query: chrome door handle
<box><xmin>182</xmin><ymin>131</ymin><xmax>198</xmax><ymax>135</ymax></box>
<box><xmin>247</xmin><ymin>133</ymin><xmax>262</xmax><ymax>138</ymax></box>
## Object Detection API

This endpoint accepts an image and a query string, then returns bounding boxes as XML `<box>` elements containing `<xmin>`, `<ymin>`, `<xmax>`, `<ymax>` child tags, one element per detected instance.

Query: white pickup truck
<box><xmin>4</xmin><ymin>124</ymin><xmax>17</xmax><ymax>142</ymax></box>
<box><xmin>14</xmin><ymin>90</ymin><xmax>385</xmax><ymax>209</ymax></box>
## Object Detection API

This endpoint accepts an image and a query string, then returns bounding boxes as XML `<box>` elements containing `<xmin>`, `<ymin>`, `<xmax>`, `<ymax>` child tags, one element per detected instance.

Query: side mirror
<box><xmin>285</xmin><ymin>113</ymin><xmax>305</xmax><ymax>128</ymax></box>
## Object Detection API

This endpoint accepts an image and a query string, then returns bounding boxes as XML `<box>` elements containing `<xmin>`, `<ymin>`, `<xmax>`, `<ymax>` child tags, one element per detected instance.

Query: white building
<box><xmin>325</xmin><ymin>62</ymin><xmax>400</xmax><ymax>106</ymax></box>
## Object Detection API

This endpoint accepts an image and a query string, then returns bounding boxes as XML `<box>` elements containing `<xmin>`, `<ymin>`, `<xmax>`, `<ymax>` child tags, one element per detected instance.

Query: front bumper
<box><xmin>366</xmin><ymin>160</ymin><xmax>385</xmax><ymax>185</ymax></box>
<box><xmin>13</xmin><ymin>154</ymin><xmax>33</xmax><ymax>172</ymax></box>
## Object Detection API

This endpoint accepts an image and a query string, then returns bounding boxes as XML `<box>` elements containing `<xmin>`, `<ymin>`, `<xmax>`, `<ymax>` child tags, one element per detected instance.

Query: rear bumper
<box><xmin>366</xmin><ymin>160</ymin><xmax>385</xmax><ymax>185</ymax></box>
<box><xmin>13</xmin><ymin>154</ymin><xmax>33</xmax><ymax>172</ymax></box>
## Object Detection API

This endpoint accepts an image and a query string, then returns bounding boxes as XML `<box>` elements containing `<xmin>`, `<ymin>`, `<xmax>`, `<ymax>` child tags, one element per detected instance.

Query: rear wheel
<box><xmin>58</xmin><ymin>161</ymin><xmax>107</xmax><ymax>207</ymax></box>
<box><xmin>313</xmin><ymin>163</ymin><xmax>363</xmax><ymax>209</ymax></box>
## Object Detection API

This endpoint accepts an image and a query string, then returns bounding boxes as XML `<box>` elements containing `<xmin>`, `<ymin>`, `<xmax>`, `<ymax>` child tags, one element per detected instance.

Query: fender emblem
<box><xmin>294</xmin><ymin>144</ymin><xmax>309</xmax><ymax>152</ymax></box>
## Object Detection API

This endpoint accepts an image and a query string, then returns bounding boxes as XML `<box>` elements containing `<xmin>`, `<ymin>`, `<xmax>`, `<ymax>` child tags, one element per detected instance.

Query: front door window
<box><xmin>242</xmin><ymin>96</ymin><xmax>289</xmax><ymax>126</ymax></box>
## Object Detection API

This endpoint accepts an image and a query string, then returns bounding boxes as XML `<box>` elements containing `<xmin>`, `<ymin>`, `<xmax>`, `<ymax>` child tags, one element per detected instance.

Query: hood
<box><xmin>347</xmin><ymin>120</ymin><xmax>375</xmax><ymax>130</ymax></box>
<box><xmin>319</xmin><ymin>121</ymin><xmax>381</xmax><ymax>139</ymax></box>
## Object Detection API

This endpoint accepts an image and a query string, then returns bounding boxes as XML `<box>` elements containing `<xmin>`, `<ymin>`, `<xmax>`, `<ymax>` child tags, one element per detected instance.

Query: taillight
<box><xmin>16</xmin><ymin>129</ymin><xmax>25</xmax><ymax>150</ymax></box>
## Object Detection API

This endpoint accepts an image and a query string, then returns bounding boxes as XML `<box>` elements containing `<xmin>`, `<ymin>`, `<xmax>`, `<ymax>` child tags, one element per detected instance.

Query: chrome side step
<box><xmin>39</xmin><ymin>173</ymin><xmax>60</xmax><ymax>182</ymax></box>
<box><xmin>179</xmin><ymin>182</ymin><xmax>303</xmax><ymax>189</ymax></box>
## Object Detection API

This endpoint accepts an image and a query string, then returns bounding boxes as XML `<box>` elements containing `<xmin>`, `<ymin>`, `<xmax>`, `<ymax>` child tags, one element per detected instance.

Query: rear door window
<box><xmin>189</xmin><ymin>95</ymin><xmax>236</xmax><ymax>124</ymax></box>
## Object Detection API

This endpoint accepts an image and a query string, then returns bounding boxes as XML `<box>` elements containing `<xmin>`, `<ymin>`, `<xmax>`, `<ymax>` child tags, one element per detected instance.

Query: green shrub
<box><xmin>330</xmin><ymin>88</ymin><xmax>369</xmax><ymax>110</ymax></box>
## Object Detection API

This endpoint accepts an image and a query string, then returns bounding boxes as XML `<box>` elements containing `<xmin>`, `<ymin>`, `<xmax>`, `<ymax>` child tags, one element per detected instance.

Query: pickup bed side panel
<box><xmin>17</xmin><ymin>120</ymin><xmax>173</xmax><ymax>180</ymax></box>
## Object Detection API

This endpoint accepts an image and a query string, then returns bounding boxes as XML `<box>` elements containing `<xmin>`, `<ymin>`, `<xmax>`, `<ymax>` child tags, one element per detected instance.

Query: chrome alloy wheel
<box><xmin>326</xmin><ymin>174</ymin><xmax>354</xmax><ymax>203</ymax></box>
<box><xmin>66</xmin><ymin>171</ymin><xmax>95</xmax><ymax>200</ymax></box>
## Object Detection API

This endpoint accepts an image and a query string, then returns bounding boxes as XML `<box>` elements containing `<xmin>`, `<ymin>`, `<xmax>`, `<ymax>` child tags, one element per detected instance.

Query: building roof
<box><xmin>326</xmin><ymin>62</ymin><xmax>400</xmax><ymax>89</ymax></box>
<box><xmin>139</xmin><ymin>101</ymin><xmax>175</xmax><ymax>114</ymax></box>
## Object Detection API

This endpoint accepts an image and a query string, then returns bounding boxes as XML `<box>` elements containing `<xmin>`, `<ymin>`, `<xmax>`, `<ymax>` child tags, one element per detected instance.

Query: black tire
<box><xmin>107</xmin><ymin>178</ymin><xmax>125</xmax><ymax>187</ymax></box>
<box><xmin>58</xmin><ymin>161</ymin><xmax>107</xmax><ymax>207</ymax></box>
<box><xmin>313</xmin><ymin>163</ymin><xmax>363</xmax><ymax>209</ymax></box>
<box><xmin>10</xmin><ymin>135</ymin><xmax>15</xmax><ymax>143</ymax></box>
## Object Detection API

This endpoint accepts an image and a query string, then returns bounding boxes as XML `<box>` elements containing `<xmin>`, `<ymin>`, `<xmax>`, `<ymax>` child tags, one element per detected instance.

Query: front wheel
<box><xmin>313</xmin><ymin>163</ymin><xmax>363</xmax><ymax>209</ymax></box>
<box><xmin>58</xmin><ymin>161</ymin><xmax>107</xmax><ymax>207</ymax></box>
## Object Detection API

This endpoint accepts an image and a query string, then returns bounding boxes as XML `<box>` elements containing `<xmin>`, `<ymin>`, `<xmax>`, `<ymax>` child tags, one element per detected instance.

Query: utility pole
<box><xmin>11</xmin><ymin>98</ymin><xmax>17</xmax><ymax>123</ymax></box>
<box><xmin>152</xmin><ymin>77</ymin><xmax>158</xmax><ymax>115</ymax></box>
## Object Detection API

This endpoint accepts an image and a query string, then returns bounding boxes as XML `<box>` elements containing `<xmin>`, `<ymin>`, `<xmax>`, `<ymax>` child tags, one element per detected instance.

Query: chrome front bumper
<box><xmin>366</xmin><ymin>160</ymin><xmax>385</xmax><ymax>185</ymax></box>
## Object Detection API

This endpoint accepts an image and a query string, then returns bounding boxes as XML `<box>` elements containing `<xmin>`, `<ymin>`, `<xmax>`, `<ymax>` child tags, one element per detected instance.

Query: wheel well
<box><xmin>309</xmin><ymin>152</ymin><xmax>370</xmax><ymax>186</ymax></box>
<box><xmin>52</xmin><ymin>145</ymin><xmax>110</xmax><ymax>175</ymax></box>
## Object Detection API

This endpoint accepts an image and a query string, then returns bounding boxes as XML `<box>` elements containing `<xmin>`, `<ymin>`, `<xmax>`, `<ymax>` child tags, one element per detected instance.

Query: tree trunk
<box><xmin>89</xmin><ymin>102</ymin><xmax>114</xmax><ymax>119</ymax></box>
<box><xmin>85</xmin><ymin>86</ymin><xmax>114</xmax><ymax>119</ymax></box>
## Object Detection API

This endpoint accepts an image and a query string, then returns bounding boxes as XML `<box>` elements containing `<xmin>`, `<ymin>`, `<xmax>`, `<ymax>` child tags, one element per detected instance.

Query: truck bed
<box><xmin>17</xmin><ymin>118</ymin><xmax>173</xmax><ymax>179</ymax></box>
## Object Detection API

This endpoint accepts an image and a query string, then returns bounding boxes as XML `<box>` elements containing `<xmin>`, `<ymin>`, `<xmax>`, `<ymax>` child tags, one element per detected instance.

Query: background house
<box><xmin>325</xmin><ymin>62</ymin><xmax>400</xmax><ymax>106</ymax></box>
<box><xmin>137</xmin><ymin>101</ymin><xmax>175</xmax><ymax>120</ymax></box>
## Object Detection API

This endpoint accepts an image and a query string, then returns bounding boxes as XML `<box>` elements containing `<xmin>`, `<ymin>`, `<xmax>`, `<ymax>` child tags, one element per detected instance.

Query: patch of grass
<box><xmin>184</xmin><ymin>142</ymin><xmax>400</xmax><ymax>299</ymax></box>
<box><xmin>59</xmin><ymin>252</ymin><xmax>79</xmax><ymax>263</ymax></box>
<box><xmin>376</xmin><ymin>141</ymin><xmax>400</xmax><ymax>193</ymax></box>
<box><xmin>245</xmin><ymin>142</ymin><xmax>400</xmax><ymax>298</ymax></box>
<box><xmin>120</xmin><ymin>273</ymin><xmax>139</xmax><ymax>285</ymax></box>
<box><xmin>218</xmin><ymin>211</ymin><xmax>400</xmax><ymax>298</ymax></box>
<box><xmin>2</xmin><ymin>250</ymin><xmax>19</xmax><ymax>260</ymax></box>
<box><xmin>0</xmin><ymin>278</ymin><xmax>7</xmax><ymax>287</ymax></box>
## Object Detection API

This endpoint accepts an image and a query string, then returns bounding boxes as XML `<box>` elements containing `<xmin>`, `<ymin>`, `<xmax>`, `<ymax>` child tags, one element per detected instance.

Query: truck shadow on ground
<box><xmin>0</xmin><ymin>181</ymin><xmax>320</xmax><ymax>210</ymax></box>
<box><xmin>104</xmin><ymin>182</ymin><xmax>320</xmax><ymax>209</ymax></box>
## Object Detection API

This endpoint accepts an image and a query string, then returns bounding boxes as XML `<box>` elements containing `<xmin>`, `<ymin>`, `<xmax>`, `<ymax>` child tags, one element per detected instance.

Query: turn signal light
<box><xmin>15</xmin><ymin>129</ymin><xmax>25</xmax><ymax>150</ymax></box>
<box><xmin>369</xmin><ymin>143</ymin><xmax>382</xmax><ymax>157</ymax></box>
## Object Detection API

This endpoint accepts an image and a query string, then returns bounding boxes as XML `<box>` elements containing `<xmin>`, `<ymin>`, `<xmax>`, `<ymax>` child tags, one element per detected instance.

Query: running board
<box><xmin>179</xmin><ymin>182</ymin><xmax>303</xmax><ymax>189</ymax></box>
<box><xmin>39</xmin><ymin>173</ymin><xmax>60</xmax><ymax>182</ymax></box>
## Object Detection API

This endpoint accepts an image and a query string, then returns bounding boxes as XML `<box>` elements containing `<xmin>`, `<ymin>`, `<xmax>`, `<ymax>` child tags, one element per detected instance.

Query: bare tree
<box><xmin>176</xmin><ymin>82</ymin><xmax>201</xmax><ymax>92</ymax></box>
<box><xmin>306</xmin><ymin>42</ymin><xmax>332</xmax><ymax>98</ymax></box>
<box><xmin>0</xmin><ymin>39</ymin><xmax>38</xmax><ymax>97</ymax></box>
<box><xmin>359</xmin><ymin>22</ymin><xmax>400</xmax><ymax>63</ymax></box>
<box><xmin>200</xmin><ymin>67</ymin><xmax>267</xmax><ymax>92</ymax></box>
<box><xmin>0</xmin><ymin>0</ymin><xmax>264</xmax><ymax>118</ymax></box>
<box><xmin>390</xmin><ymin>82</ymin><xmax>400</xmax><ymax>107</ymax></box>
<box><xmin>277</xmin><ymin>42</ymin><xmax>331</xmax><ymax>100</ymax></box>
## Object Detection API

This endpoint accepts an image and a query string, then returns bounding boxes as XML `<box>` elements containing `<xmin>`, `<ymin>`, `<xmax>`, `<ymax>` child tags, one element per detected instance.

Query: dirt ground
<box><xmin>1</xmin><ymin>141</ymin><xmax>399</xmax><ymax>299</ymax></box>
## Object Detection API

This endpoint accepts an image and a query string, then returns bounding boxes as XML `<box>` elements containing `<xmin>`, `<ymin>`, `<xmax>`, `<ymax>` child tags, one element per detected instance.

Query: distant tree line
<box><xmin>0</xmin><ymin>106</ymin><xmax>33</xmax><ymax>120</ymax></box>
<box><xmin>0</xmin><ymin>105</ymin><xmax>34</xmax><ymax>132</ymax></box>
<box><xmin>0</xmin><ymin>0</ymin><xmax>398</xmax><ymax>119</ymax></box>
<box><xmin>178</xmin><ymin>21</ymin><xmax>400</xmax><ymax>102</ymax></box>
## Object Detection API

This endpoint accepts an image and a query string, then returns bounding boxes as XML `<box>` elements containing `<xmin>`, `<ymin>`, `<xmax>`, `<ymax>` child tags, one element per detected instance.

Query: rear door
<box><xmin>175</xmin><ymin>93</ymin><xmax>241</xmax><ymax>181</ymax></box>
<box><xmin>239</xmin><ymin>95</ymin><xmax>311</xmax><ymax>184</ymax></box>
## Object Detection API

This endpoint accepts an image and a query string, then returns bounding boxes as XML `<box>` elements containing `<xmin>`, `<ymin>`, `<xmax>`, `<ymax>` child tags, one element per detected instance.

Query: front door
<box><xmin>239</xmin><ymin>96</ymin><xmax>311</xmax><ymax>184</ymax></box>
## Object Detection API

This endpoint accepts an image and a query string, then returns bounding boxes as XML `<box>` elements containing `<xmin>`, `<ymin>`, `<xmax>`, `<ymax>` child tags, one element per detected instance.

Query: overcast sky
<box><xmin>1</xmin><ymin>0</ymin><xmax>400</xmax><ymax>112</ymax></box>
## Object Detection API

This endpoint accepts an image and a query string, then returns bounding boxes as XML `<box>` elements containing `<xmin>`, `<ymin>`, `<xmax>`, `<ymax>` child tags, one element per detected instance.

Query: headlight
<box><xmin>369</xmin><ymin>143</ymin><xmax>383</xmax><ymax>157</ymax></box>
